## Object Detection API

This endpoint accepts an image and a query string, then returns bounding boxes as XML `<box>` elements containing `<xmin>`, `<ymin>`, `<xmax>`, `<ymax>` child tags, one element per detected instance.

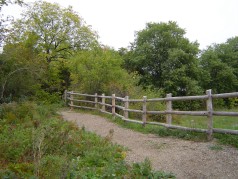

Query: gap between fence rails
<box><xmin>64</xmin><ymin>89</ymin><xmax>238</xmax><ymax>139</ymax></box>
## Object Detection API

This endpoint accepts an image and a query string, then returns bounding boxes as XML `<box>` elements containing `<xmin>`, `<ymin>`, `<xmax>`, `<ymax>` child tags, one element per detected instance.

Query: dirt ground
<box><xmin>61</xmin><ymin>111</ymin><xmax>238</xmax><ymax>179</ymax></box>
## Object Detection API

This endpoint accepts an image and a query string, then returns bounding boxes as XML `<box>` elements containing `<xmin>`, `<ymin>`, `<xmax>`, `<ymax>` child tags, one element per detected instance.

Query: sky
<box><xmin>2</xmin><ymin>0</ymin><xmax>238</xmax><ymax>50</ymax></box>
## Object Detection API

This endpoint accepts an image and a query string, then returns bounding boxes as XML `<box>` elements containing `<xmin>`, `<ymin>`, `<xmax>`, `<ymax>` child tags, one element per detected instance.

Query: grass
<box><xmin>75</xmin><ymin>109</ymin><xmax>208</xmax><ymax>141</ymax></box>
<box><xmin>75</xmin><ymin>108</ymin><xmax>238</xmax><ymax>149</ymax></box>
<box><xmin>172</xmin><ymin>114</ymin><xmax>238</xmax><ymax>130</ymax></box>
<box><xmin>0</xmin><ymin>102</ymin><xmax>175</xmax><ymax>178</ymax></box>
<box><xmin>208</xmin><ymin>145</ymin><xmax>223</xmax><ymax>151</ymax></box>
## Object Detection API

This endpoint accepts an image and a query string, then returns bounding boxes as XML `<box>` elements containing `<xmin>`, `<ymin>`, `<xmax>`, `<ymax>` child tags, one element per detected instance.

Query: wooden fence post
<box><xmin>101</xmin><ymin>93</ymin><xmax>105</xmax><ymax>112</ymax></box>
<box><xmin>166</xmin><ymin>93</ymin><xmax>172</xmax><ymax>125</ymax></box>
<box><xmin>206</xmin><ymin>89</ymin><xmax>213</xmax><ymax>140</ymax></box>
<box><xmin>112</xmin><ymin>94</ymin><xmax>116</xmax><ymax>117</ymax></box>
<box><xmin>95</xmin><ymin>93</ymin><xmax>98</xmax><ymax>109</ymax></box>
<box><xmin>124</xmin><ymin>96</ymin><xmax>129</xmax><ymax>119</ymax></box>
<box><xmin>142</xmin><ymin>96</ymin><xmax>147</xmax><ymax>126</ymax></box>
<box><xmin>70</xmin><ymin>91</ymin><xmax>74</xmax><ymax>111</ymax></box>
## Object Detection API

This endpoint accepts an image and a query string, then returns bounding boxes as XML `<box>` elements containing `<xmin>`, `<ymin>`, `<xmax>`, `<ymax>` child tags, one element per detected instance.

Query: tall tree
<box><xmin>126</xmin><ymin>21</ymin><xmax>202</xmax><ymax>96</ymax></box>
<box><xmin>6</xmin><ymin>1</ymin><xmax>98</xmax><ymax>63</ymax></box>
<box><xmin>2</xmin><ymin>1</ymin><xmax>100</xmax><ymax>96</ymax></box>
<box><xmin>199</xmin><ymin>37</ymin><xmax>238</xmax><ymax>93</ymax></box>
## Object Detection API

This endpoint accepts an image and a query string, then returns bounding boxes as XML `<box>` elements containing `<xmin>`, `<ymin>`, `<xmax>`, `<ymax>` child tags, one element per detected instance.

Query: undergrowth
<box><xmin>0</xmin><ymin>102</ymin><xmax>175</xmax><ymax>178</ymax></box>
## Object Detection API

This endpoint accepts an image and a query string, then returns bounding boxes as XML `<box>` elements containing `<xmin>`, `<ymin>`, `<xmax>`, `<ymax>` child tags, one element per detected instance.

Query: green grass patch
<box><xmin>172</xmin><ymin>114</ymin><xmax>238</xmax><ymax>130</ymax></box>
<box><xmin>75</xmin><ymin>108</ymin><xmax>238</xmax><ymax>149</ymax></box>
<box><xmin>213</xmin><ymin>133</ymin><xmax>238</xmax><ymax>148</ymax></box>
<box><xmin>208</xmin><ymin>145</ymin><xmax>223</xmax><ymax>151</ymax></box>
<box><xmin>0</xmin><ymin>102</ymin><xmax>175</xmax><ymax>178</ymax></box>
<box><xmin>113</xmin><ymin>116</ymin><xmax>208</xmax><ymax>142</ymax></box>
<box><xmin>171</xmin><ymin>107</ymin><xmax>238</xmax><ymax>130</ymax></box>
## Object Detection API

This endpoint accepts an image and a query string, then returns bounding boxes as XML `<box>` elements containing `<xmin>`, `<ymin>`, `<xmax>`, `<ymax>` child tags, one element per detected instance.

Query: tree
<box><xmin>2</xmin><ymin>1</ymin><xmax>99</xmax><ymax>97</ymax></box>
<box><xmin>6</xmin><ymin>1</ymin><xmax>98</xmax><ymax>63</ymax></box>
<box><xmin>0</xmin><ymin>42</ymin><xmax>44</xmax><ymax>102</ymax></box>
<box><xmin>199</xmin><ymin>37</ymin><xmax>238</xmax><ymax>93</ymax></box>
<box><xmin>126</xmin><ymin>21</ymin><xmax>202</xmax><ymax>96</ymax></box>
<box><xmin>70</xmin><ymin>47</ymin><xmax>136</xmax><ymax>96</ymax></box>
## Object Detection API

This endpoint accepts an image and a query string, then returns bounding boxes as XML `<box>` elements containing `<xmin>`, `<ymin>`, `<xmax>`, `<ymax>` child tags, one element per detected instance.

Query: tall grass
<box><xmin>0</xmin><ymin>102</ymin><xmax>174</xmax><ymax>178</ymax></box>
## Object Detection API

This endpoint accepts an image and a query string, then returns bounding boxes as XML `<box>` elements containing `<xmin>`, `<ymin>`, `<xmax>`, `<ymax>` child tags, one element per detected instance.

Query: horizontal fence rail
<box><xmin>64</xmin><ymin>89</ymin><xmax>238</xmax><ymax>139</ymax></box>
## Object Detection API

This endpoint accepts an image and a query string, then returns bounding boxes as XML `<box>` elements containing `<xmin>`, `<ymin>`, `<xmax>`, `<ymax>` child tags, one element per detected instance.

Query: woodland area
<box><xmin>0</xmin><ymin>1</ymin><xmax>238</xmax><ymax>178</ymax></box>
<box><xmin>0</xmin><ymin>1</ymin><xmax>238</xmax><ymax>108</ymax></box>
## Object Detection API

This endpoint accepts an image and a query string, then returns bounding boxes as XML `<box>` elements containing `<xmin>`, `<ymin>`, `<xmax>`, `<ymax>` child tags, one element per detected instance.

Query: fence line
<box><xmin>65</xmin><ymin>89</ymin><xmax>238</xmax><ymax>139</ymax></box>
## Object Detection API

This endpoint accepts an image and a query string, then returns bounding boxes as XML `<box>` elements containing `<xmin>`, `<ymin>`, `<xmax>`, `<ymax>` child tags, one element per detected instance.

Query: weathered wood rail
<box><xmin>64</xmin><ymin>89</ymin><xmax>238</xmax><ymax>139</ymax></box>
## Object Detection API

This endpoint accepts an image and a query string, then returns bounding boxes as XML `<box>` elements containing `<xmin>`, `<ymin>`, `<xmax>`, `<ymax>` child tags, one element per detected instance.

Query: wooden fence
<box><xmin>64</xmin><ymin>89</ymin><xmax>238</xmax><ymax>139</ymax></box>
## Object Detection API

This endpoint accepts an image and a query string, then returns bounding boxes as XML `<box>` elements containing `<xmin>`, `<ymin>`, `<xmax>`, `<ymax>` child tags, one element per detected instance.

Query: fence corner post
<box><xmin>206</xmin><ymin>89</ymin><xmax>213</xmax><ymax>141</ymax></box>
<box><xmin>70</xmin><ymin>91</ymin><xmax>74</xmax><ymax>111</ymax></box>
<box><xmin>166</xmin><ymin>93</ymin><xmax>172</xmax><ymax>125</ymax></box>
<box><xmin>124</xmin><ymin>96</ymin><xmax>129</xmax><ymax>120</ymax></box>
<box><xmin>101</xmin><ymin>93</ymin><xmax>105</xmax><ymax>112</ymax></box>
<box><xmin>112</xmin><ymin>94</ymin><xmax>116</xmax><ymax>117</ymax></box>
<box><xmin>142</xmin><ymin>96</ymin><xmax>147</xmax><ymax>127</ymax></box>
<box><xmin>95</xmin><ymin>93</ymin><xmax>98</xmax><ymax>110</ymax></box>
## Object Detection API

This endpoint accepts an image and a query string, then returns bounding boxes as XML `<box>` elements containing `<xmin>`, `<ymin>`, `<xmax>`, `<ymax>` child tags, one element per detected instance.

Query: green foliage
<box><xmin>0</xmin><ymin>102</ymin><xmax>173</xmax><ymax>178</ymax></box>
<box><xmin>198</xmin><ymin>37</ymin><xmax>238</xmax><ymax>108</ymax></box>
<box><xmin>126</xmin><ymin>88</ymin><xmax>166</xmax><ymax>122</ymax></box>
<box><xmin>125</xmin><ymin>21</ymin><xmax>202</xmax><ymax>97</ymax></box>
<box><xmin>70</xmin><ymin>47</ymin><xmax>137</xmax><ymax>96</ymax></box>
<box><xmin>6</xmin><ymin>1</ymin><xmax>98</xmax><ymax>63</ymax></box>
<box><xmin>131</xmin><ymin>159</ymin><xmax>175</xmax><ymax>178</ymax></box>
<box><xmin>34</xmin><ymin>89</ymin><xmax>61</xmax><ymax>104</ymax></box>
<box><xmin>38</xmin><ymin>155</ymin><xmax>68</xmax><ymax>178</ymax></box>
<box><xmin>214</xmin><ymin>133</ymin><xmax>238</xmax><ymax>148</ymax></box>
<box><xmin>199</xmin><ymin>40</ymin><xmax>238</xmax><ymax>94</ymax></box>
<box><xmin>0</xmin><ymin>43</ymin><xmax>43</xmax><ymax>102</ymax></box>
<box><xmin>1</xmin><ymin>1</ymin><xmax>99</xmax><ymax>101</ymax></box>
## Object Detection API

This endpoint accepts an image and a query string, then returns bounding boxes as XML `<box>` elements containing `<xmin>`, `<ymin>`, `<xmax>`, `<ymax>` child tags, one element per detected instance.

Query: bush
<box><xmin>0</xmin><ymin>102</ymin><xmax>174</xmax><ymax>178</ymax></box>
<box><xmin>127</xmin><ymin>88</ymin><xmax>166</xmax><ymax>122</ymax></box>
<box><xmin>34</xmin><ymin>90</ymin><xmax>62</xmax><ymax>104</ymax></box>
<box><xmin>69</xmin><ymin>48</ymin><xmax>137</xmax><ymax>96</ymax></box>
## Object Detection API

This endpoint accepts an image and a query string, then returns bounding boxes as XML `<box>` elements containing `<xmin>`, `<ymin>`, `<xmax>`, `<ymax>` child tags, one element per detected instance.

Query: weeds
<box><xmin>0</xmin><ymin>102</ymin><xmax>174</xmax><ymax>178</ymax></box>
<box><xmin>208</xmin><ymin>145</ymin><xmax>223</xmax><ymax>151</ymax></box>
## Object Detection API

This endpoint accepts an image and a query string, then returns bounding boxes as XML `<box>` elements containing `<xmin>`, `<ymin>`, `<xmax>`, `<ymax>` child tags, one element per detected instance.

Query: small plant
<box><xmin>131</xmin><ymin>159</ymin><xmax>175</xmax><ymax>178</ymax></box>
<box><xmin>208</xmin><ymin>145</ymin><xmax>223</xmax><ymax>151</ymax></box>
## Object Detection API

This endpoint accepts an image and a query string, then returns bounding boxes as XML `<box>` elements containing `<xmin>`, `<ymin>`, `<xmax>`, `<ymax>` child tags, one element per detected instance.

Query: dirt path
<box><xmin>61</xmin><ymin>111</ymin><xmax>238</xmax><ymax>179</ymax></box>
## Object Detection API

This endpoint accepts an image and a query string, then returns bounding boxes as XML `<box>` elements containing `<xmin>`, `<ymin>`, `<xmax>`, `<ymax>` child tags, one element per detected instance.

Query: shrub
<box><xmin>0</xmin><ymin>102</ymin><xmax>173</xmax><ymax>178</ymax></box>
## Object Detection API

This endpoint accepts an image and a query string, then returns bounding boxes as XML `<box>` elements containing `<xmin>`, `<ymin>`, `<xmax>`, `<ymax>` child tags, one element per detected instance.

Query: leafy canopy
<box><xmin>6</xmin><ymin>0</ymin><xmax>98</xmax><ymax>63</ymax></box>
<box><xmin>70</xmin><ymin>47</ymin><xmax>136</xmax><ymax>96</ymax></box>
<box><xmin>126</xmin><ymin>21</ymin><xmax>202</xmax><ymax>96</ymax></box>
<box><xmin>199</xmin><ymin>37</ymin><xmax>238</xmax><ymax>93</ymax></box>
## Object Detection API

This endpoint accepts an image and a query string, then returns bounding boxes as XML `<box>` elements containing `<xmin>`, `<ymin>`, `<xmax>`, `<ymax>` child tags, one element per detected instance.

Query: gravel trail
<box><xmin>61</xmin><ymin>111</ymin><xmax>238</xmax><ymax>179</ymax></box>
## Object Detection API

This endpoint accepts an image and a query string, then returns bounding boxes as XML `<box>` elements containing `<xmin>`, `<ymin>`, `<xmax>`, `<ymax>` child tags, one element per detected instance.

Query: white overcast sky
<box><xmin>2</xmin><ymin>0</ymin><xmax>238</xmax><ymax>50</ymax></box>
